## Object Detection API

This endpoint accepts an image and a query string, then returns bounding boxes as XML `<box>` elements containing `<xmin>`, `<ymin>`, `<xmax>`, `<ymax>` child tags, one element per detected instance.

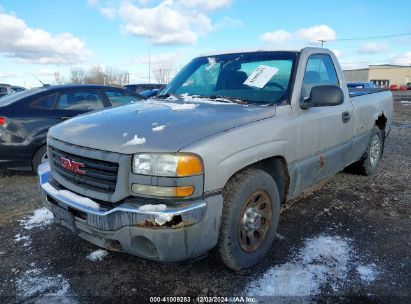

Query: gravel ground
<box><xmin>0</xmin><ymin>102</ymin><xmax>410</xmax><ymax>303</ymax></box>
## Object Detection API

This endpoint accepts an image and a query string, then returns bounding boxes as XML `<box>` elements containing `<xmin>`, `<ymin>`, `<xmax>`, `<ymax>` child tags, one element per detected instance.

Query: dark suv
<box><xmin>0</xmin><ymin>84</ymin><xmax>143</xmax><ymax>172</ymax></box>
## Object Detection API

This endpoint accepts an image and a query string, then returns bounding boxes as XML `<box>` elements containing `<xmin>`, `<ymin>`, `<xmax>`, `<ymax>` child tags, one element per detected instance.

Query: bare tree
<box><xmin>105</xmin><ymin>67</ymin><xmax>130</xmax><ymax>86</ymax></box>
<box><xmin>70</xmin><ymin>68</ymin><xmax>86</xmax><ymax>84</ymax></box>
<box><xmin>53</xmin><ymin>72</ymin><xmax>67</xmax><ymax>85</ymax></box>
<box><xmin>84</xmin><ymin>66</ymin><xmax>106</xmax><ymax>84</ymax></box>
<box><xmin>152</xmin><ymin>64</ymin><xmax>173</xmax><ymax>84</ymax></box>
<box><xmin>69</xmin><ymin>66</ymin><xmax>130</xmax><ymax>86</ymax></box>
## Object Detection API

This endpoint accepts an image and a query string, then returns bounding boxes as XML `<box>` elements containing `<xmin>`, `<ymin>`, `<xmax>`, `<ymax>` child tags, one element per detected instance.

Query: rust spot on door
<box><xmin>319</xmin><ymin>155</ymin><xmax>326</xmax><ymax>169</ymax></box>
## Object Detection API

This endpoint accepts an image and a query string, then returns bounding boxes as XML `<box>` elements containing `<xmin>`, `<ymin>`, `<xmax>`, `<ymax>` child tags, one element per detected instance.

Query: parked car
<box><xmin>390</xmin><ymin>84</ymin><xmax>399</xmax><ymax>91</ymax></box>
<box><xmin>406</xmin><ymin>82</ymin><xmax>411</xmax><ymax>90</ymax></box>
<box><xmin>10</xmin><ymin>85</ymin><xmax>26</xmax><ymax>93</ymax></box>
<box><xmin>0</xmin><ymin>84</ymin><xmax>12</xmax><ymax>98</ymax></box>
<box><xmin>39</xmin><ymin>48</ymin><xmax>393</xmax><ymax>270</ymax></box>
<box><xmin>399</xmin><ymin>85</ymin><xmax>408</xmax><ymax>91</ymax></box>
<box><xmin>139</xmin><ymin>88</ymin><xmax>161</xmax><ymax>98</ymax></box>
<box><xmin>123</xmin><ymin>83</ymin><xmax>164</xmax><ymax>94</ymax></box>
<box><xmin>0</xmin><ymin>84</ymin><xmax>143</xmax><ymax>172</ymax></box>
<box><xmin>347</xmin><ymin>82</ymin><xmax>377</xmax><ymax>89</ymax></box>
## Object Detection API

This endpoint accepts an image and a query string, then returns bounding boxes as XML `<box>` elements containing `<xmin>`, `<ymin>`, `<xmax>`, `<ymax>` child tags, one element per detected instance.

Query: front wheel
<box><xmin>218</xmin><ymin>168</ymin><xmax>281</xmax><ymax>270</ymax></box>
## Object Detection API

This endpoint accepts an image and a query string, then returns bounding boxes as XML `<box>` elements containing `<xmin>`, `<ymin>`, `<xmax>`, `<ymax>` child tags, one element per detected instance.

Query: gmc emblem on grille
<box><xmin>60</xmin><ymin>157</ymin><xmax>86</xmax><ymax>175</ymax></box>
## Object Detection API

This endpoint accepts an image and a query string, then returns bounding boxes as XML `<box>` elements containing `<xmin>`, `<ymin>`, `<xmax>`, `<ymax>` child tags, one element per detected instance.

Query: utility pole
<box><xmin>319</xmin><ymin>39</ymin><xmax>326</xmax><ymax>47</ymax></box>
<box><xmin>148</xmin><ymin>48</ymin><xmax>151</xmax><ymax>83</ymax></box>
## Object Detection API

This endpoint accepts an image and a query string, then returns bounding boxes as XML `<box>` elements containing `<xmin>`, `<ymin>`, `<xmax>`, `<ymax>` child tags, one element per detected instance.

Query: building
<box><xmin>344</xmin><ymin>64</ymin><xmax>411</xmax><ymax>87</ymax></box>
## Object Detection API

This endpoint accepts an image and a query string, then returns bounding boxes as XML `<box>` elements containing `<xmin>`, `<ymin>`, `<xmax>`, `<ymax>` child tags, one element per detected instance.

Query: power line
<box><xmin>340</xmin><ymin>58</ymin><xmax>411</xmax><ymax>66</ymax></box>
<box><xmin>331</xmin><ymin>32</ymin><xmax>411</xmax><ymax>42</ymax></box>
<box><xmin>319</xmin><ymin>32</ymin><xmax>411</xmax><ymax>46</ymax></box>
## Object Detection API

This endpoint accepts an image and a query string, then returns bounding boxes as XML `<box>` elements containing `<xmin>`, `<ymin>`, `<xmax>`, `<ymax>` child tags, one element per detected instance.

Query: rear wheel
<box><xmin>32</xmin><ymin>145</ymin><xmax>47</xmax><ymax>174</ymax></box>
<box><xmin>354</xmin><ymin>126</ymin><xmax>383</xmax><ymax>175</ymax></box>
<box><xmin>218</xmin><ymin>168</ymin><xmax>281</xmax><ymax>270</ymax></box>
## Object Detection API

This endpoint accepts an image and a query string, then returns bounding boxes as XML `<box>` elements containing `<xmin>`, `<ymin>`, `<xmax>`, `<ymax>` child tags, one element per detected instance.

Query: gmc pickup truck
<box><xmin>38</xmin><ymin>47</ymin><xmax>393</xmax><ymax>270</ymax></box>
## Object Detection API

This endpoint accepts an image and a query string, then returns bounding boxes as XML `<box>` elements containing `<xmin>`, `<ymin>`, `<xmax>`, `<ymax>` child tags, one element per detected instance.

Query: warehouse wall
<box><xmin>343</xmin><ymin>69</ymin><xmax>369</xmax><ymax>82</ymax></box>
<box><xmin>369</xmin><ymin>66</ymin><xmax>411</xmax><ymax>86</ymax></box>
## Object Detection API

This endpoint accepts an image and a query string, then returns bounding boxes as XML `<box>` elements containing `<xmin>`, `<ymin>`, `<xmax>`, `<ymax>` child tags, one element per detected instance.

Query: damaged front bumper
<box><xmin>38</xmin><ymin>162</ymin><xmax>223</xmax><ymax>262</ymax></box>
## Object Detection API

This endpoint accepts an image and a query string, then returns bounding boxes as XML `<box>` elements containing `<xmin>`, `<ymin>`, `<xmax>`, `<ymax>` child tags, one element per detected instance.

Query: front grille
<box><xmin>50</xmin><ymin>146</ymin><xmax>119</xmax><ymax>193</ymax></box>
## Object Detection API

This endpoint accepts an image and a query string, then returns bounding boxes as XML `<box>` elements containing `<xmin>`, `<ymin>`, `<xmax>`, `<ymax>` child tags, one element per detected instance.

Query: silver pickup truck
<box><xmin>39</xmin><ymin>47</ymin><xmax>393</xmax><ymax>270</ymax></box>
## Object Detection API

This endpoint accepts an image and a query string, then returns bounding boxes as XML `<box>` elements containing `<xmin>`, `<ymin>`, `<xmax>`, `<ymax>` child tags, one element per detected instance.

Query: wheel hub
<box><xmin>238</xmin><ymin>190</ymin><xmax>273</xmax><ymax>253</ymax></box>
<box><xmin>243</xmin><ymin>208</ymin><xmax>262</xmax><ymax>231</ymax></box>
<box><xmin>369</xmin><ymin>135</ymin><xmax>380</xmax><ymax>167</ymax></box>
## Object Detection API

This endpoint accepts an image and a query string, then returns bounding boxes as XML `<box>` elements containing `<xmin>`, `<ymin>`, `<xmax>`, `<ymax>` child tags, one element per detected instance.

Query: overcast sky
<box><xmin>1</xmin><ymin>0</ymin><xmax>410</xmax><ymax>87</ymax></box>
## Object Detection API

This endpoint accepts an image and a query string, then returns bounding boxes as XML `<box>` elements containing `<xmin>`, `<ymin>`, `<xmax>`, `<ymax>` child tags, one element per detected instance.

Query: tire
<box><xmin>354</xmin><ymin>126</ymin><xmax>384</xmax><ymax>175</ymax></box>
<box><xmin>218</xmin><ymin>168</ymin><xmax>281</xmax><ymax>270</ymax></box>
<box><xmin>32</xmin><ymin>145</ymin><xmax>47</xmax><ymax>174</ymax></box>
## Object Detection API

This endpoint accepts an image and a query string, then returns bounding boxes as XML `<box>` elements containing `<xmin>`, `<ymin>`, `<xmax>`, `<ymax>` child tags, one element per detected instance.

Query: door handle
<box><xmin>342</xmin><ymin>111</ymin><xmax>351</xmax><ymax>123</ymax></box>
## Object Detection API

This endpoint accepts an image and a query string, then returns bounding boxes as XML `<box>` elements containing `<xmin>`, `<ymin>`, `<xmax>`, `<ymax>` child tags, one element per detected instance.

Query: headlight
<box><xmin>132</xmin><ymin>153</ymin><xmax>203</xmax><ymax>177</ymax></box>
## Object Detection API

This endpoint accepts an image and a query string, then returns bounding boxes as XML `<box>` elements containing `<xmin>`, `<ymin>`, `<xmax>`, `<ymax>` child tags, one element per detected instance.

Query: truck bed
<box><xmin>348</xmin><ymin>87</ymin><xmax>387</xmax><ymax>98</ymax></box>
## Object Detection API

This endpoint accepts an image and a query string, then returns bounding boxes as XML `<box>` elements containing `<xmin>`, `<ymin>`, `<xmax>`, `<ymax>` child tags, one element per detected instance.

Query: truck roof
<box><xmin>197</xmin><ymin>47</ymin><xmax>328</xmax><ymax>58</ymax></box>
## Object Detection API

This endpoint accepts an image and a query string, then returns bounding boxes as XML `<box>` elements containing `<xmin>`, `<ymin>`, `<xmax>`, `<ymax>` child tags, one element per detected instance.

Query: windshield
<box><xmin>161</xmin><ymin>51</ymin><xmax>297</xmax><ymax>104</ymax></box>
<box><xmin>0</xmin><ymin>88</ymin><xmax>45</xmax><ymax>107</ymax></box>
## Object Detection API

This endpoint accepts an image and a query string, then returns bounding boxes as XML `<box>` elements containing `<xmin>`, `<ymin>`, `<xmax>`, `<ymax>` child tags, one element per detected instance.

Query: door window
<box><xmin>301</xmin><ymin>54</ymin><xmax>339</xmax><ymax>101</ymax></box>
<box><xmin>56</xmin><ymin>90</ymin><xmax>104</xmax><ymax>110</ymax></box>
<box><xmin>30</xmin><ymin>94</ymin><xmax>57</xmax><ymax>110</ymax></box>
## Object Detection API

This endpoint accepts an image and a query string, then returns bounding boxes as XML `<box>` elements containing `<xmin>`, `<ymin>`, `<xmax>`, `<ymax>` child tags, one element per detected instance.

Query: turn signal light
<box><xmin>132</xmin><ymin>184</ymin><xmax>195</xmax><ymax>198</ymax></box>
<box><xmin>176</xmin><ymin>155</ymin><xmax>203</xmax><ymax>177</ymax></box>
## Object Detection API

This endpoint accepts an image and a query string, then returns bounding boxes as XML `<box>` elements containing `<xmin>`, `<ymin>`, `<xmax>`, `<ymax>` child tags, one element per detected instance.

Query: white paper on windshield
<box><xmin>243</xmin><ymin>65</ymin><xmax>279</xmax><ymax>88</ymax></box>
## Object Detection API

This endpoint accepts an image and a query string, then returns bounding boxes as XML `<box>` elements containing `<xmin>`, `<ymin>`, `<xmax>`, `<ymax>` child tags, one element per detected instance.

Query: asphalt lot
<box><xmin>0</xmin><ymin>101</ymin><xmax>410</xmax><ymax>303</ymax></box>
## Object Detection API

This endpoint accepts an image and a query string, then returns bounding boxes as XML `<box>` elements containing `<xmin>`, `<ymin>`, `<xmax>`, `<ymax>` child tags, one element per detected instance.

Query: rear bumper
<box><xmin>0</xmin><ymin>141</ymin><xmax>39</xmax><ymax>170</ymax></box>
<box><xmin>39</xmin><ymin>162</ymin><xmax>223</xmax><ymax>262</ymax></box>
<box><xmin>0</xmin><ymin>159</ymin><xmax>32</xmax><ymax>170</ymax></box>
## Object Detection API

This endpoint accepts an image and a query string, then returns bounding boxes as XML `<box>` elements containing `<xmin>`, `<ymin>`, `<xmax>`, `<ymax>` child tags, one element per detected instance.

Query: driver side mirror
<box><xmin>301</xmin><ymin>85</ymin><xmax>344</xmax><ymax>109</ymax></box>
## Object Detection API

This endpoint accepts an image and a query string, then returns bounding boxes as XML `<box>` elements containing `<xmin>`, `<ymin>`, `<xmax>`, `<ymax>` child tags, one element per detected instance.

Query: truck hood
<box><xmin>49</xmin><ymin>99</ymin><xmax>276</xmax><ymax>154</ymax></box>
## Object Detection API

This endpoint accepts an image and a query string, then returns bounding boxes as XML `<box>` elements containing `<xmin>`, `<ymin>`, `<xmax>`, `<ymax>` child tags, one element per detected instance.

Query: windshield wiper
<box><xmin>208</xmin><ymin>95</ymin><xmax>248</xmax><ymax>105</ymax></box>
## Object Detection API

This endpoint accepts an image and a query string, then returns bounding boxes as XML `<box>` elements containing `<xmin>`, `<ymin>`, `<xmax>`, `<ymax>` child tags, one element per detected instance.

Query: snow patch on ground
<box><xmin>86</xmin><ymin>249</ymin><xmax>109</xmax><ymax>262</ymax></box>
<box><xmin>58</xmin><ymin>190</ymin><xmax>100</xmax><ymax>210</ymax></box>
<box><xmin>152</xmin><ymin>125</ymin><xmax>166</xmax><ymax>132</ymax></box>
<box><xmin>138</xmin><ymin>204</ymin><xmax>167</xmax><ymax>212</ymax></box>
<box><xmin>21</xmin><ymin>208</ymin><xmax>54</xmax><ymax>230</ymax></box>
<box><xmin>124</xmin><ymin>134</ymin><xmax>146</xmax><ymax>145</ymax></box>
<box><xmin>275</xmin><ymin>233</ymin><xmax>285</xmax><ymax>240</ymax></box>
<box><xmin>14</xmin><ymin>233</ymin><xmax>32</xmax><ymax>247</ymax></box>
<box><xmin>15</xmin><ymin>267</ymin><xmax>75</xmax><ymax>303</ymax></box>
<box><xmin>246</xmin><ymin>235</ymin><xmax>379</xmax><ymax>297</ymax></box>
<box><xmin>400</xmin><ymin>100</ymin><xmax>411</xmax><ymax>105</ymax></box>
<box><xmin>357</xmin><ymin>264</ymin><xmax>377</xmax><ymax>283</ymax></box>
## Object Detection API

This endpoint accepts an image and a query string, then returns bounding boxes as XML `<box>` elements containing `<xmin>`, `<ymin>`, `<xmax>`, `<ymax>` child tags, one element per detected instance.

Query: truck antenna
<box><xmin>31</xmin><ymin>73</ymin><xmax>49</xmax><ymax>87</ymax></box>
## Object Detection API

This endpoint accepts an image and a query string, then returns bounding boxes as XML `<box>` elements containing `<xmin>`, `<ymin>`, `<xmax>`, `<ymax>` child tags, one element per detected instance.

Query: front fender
<box><xmin>181</xmin><ymin>115</ymin><xmax>294</xmax><ymax>193</ymax></box>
